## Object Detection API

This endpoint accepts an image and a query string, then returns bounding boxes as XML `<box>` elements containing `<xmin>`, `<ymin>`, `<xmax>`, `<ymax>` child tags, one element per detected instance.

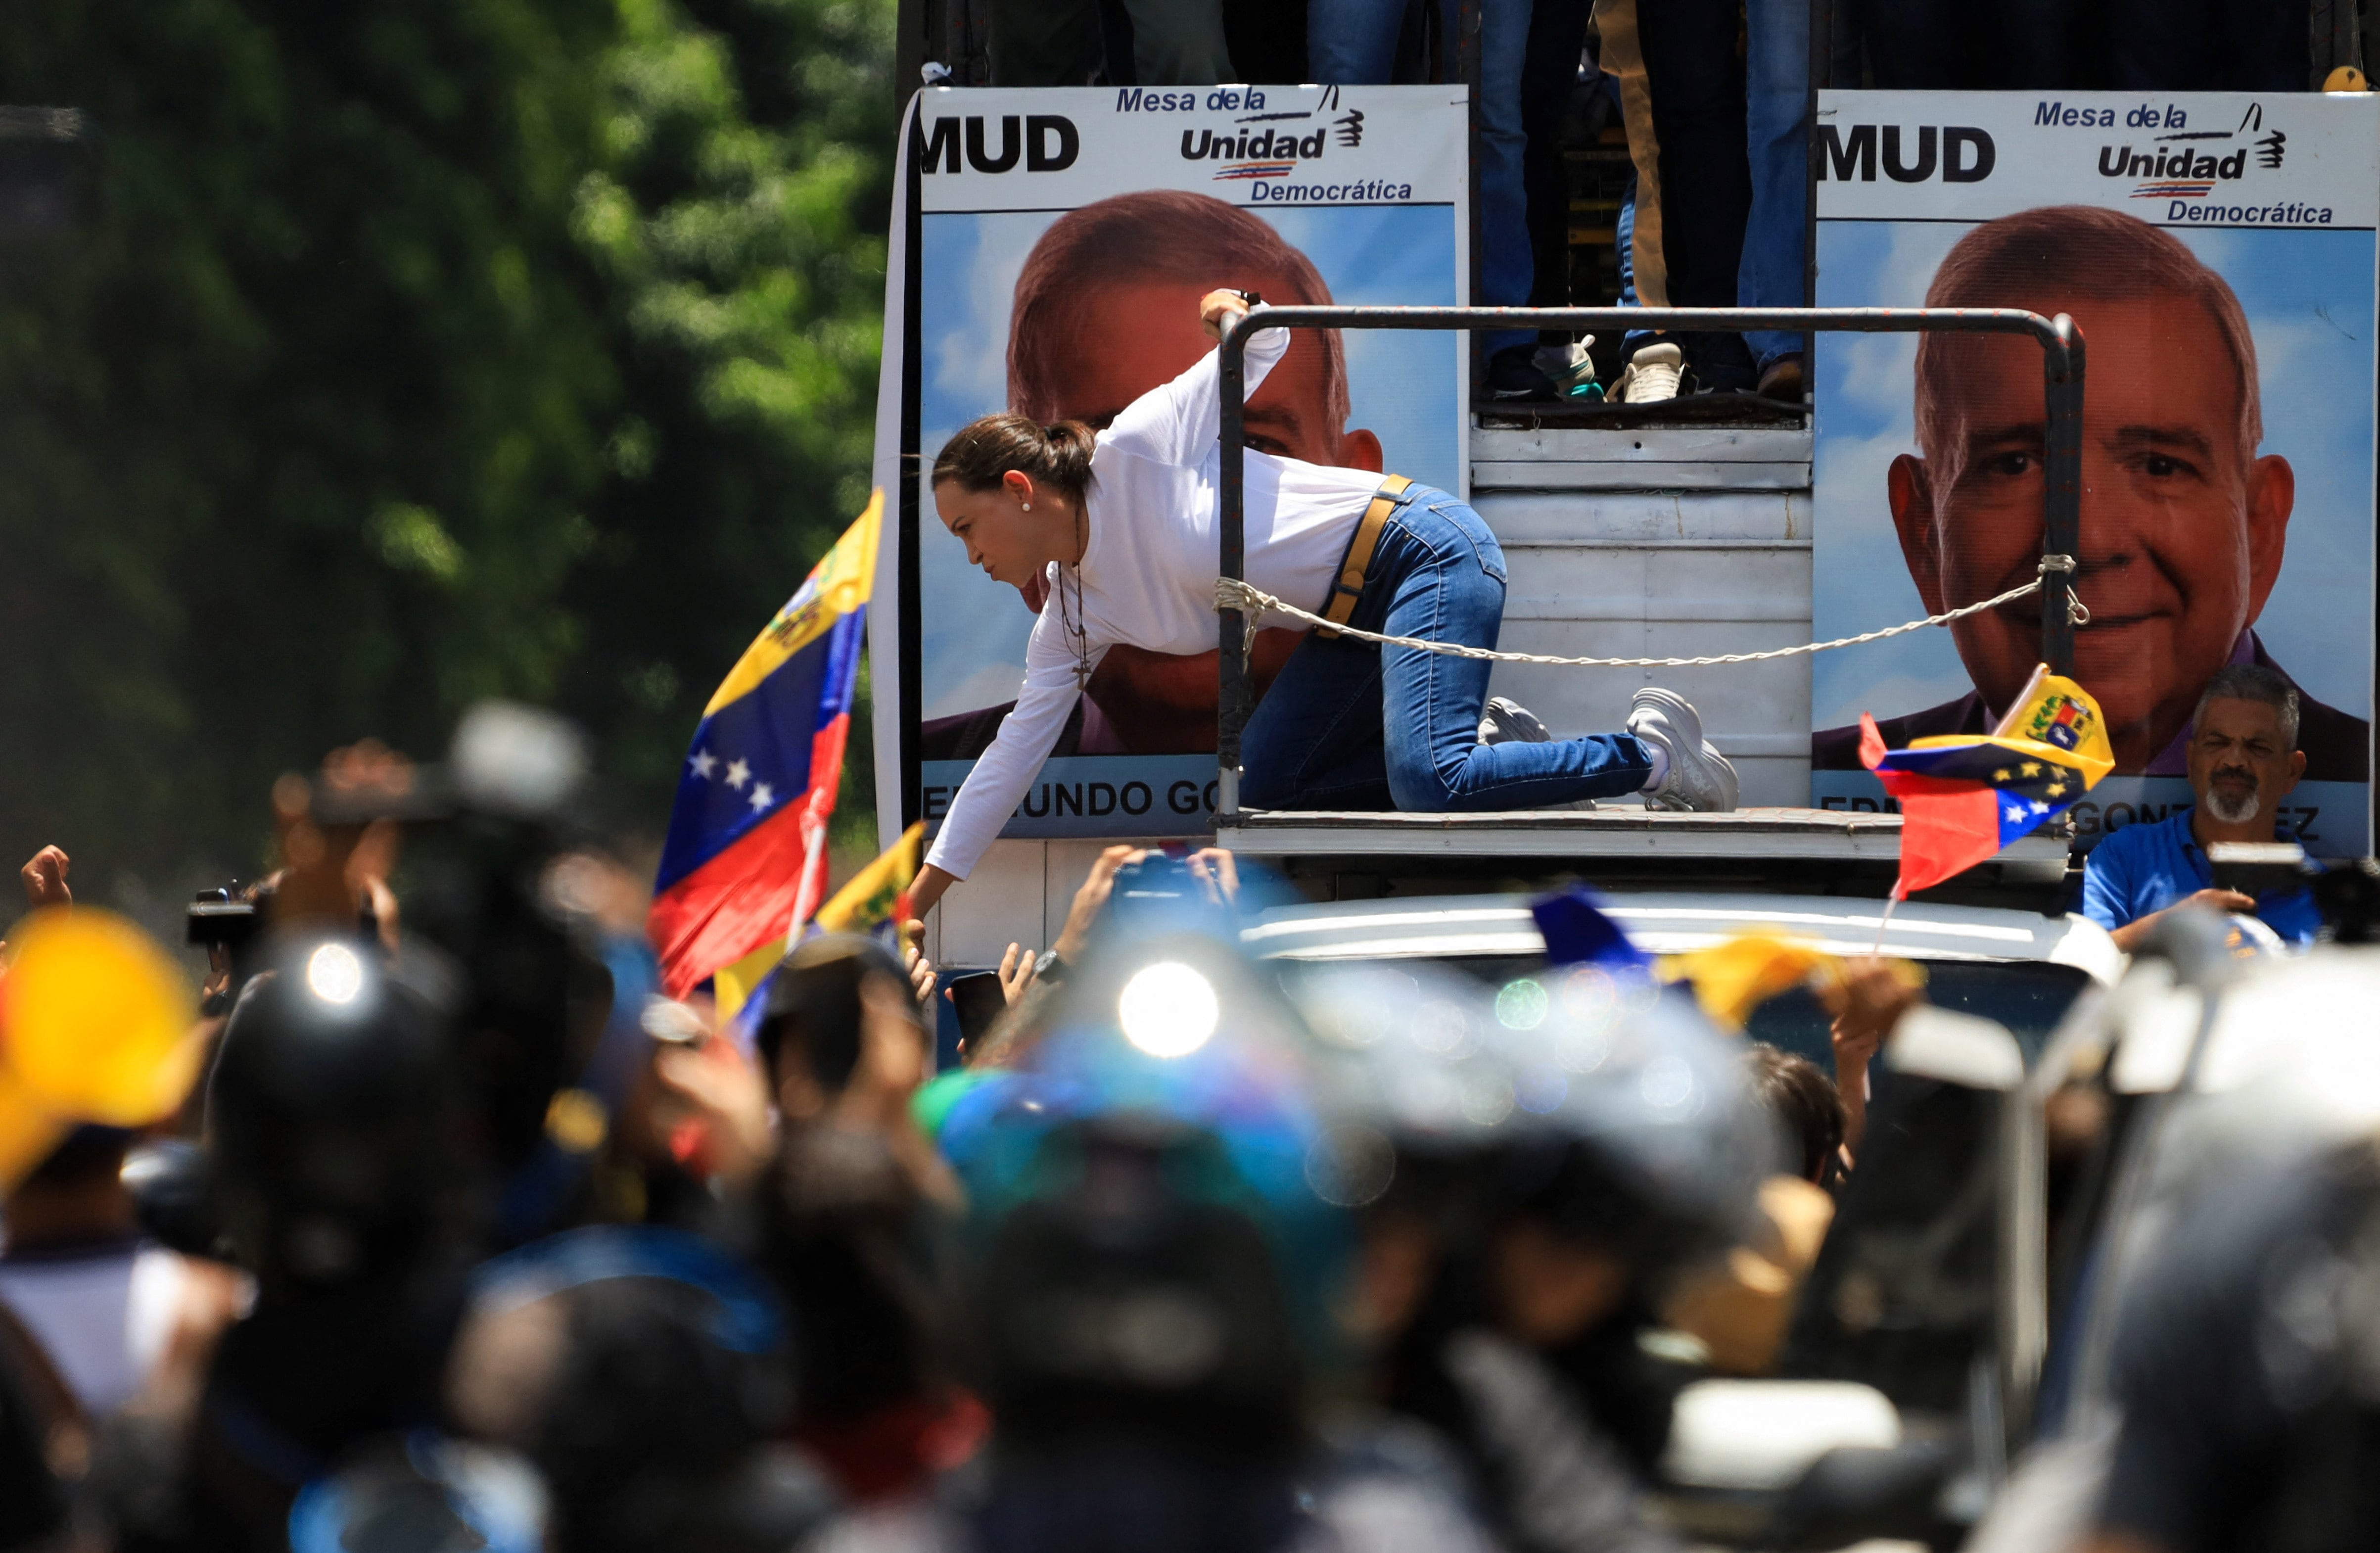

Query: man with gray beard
<box><xmin>2080</xmin><ymin>663</ymin><xmax>2322</xmax><ymax>949</ymax></box>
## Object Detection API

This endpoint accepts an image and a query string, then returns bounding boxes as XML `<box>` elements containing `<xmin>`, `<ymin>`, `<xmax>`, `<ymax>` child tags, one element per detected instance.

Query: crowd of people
<box><xmin>962</xmin><ymin>0</ymin><xmax>2338</xmax><ymax>403</ymax></box>
<box><xmin>4</xmin><ymin>706</ymin><xmax>2380</xmax><ymax>1552</ymax></box>
<box><xmin>0</xmin><ymin>714</ymin><xmax>1931</xmax><ymax>1553</ymax></box>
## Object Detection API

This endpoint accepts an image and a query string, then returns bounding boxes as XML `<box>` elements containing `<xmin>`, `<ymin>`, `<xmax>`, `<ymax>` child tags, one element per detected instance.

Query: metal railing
<box><xmin>1213</xmin><ymin>304</ymin><xmax>2087</xmax><ymax>818</ymax></box>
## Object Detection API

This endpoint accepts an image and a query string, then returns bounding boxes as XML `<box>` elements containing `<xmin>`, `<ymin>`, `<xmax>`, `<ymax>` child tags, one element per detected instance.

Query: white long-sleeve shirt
<box><xmin>926</xmin><ymin>326</ymin><xmax>1388</xmax><ymax>880</ymax></box>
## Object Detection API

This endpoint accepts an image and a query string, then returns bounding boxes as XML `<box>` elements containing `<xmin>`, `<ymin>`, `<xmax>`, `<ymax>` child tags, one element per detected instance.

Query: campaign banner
<box><xmin>1809</xmin><ymin>90</ymin><xmax>2378</xmax><ymax>857</ymax></box>
<box><xmin>867</xmin><ymin>85</ymin><xmax>1470</xmax><ymax>847</ymax></box>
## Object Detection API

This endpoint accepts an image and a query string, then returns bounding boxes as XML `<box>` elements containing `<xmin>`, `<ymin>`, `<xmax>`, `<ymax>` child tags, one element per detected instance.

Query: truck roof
<box><xmin>1243</xmin><ymin>887</ymin><xmax>2123</xmax><ymax>986</ymax></box>
<box><xmin>1218</xmin><ymin>805</ymin><xmax>2075</xmax><ymax>908</ymax></box>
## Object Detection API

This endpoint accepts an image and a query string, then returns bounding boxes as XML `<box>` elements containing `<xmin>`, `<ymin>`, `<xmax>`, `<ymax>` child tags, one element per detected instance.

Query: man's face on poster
<box><xmin>1889</xmin><ymin>293</ymin><xmax>2294</xmax><ymax>769</ymax></box>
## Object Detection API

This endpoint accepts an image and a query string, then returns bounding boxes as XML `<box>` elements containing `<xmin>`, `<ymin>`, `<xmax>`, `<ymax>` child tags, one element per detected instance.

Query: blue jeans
<box><xmin>1634</xmin><ymin>0</ymin><xmax>1754</xmax><ymax>389</ymax></box>
<box><xmin>1308</xmin><ymin>0</ymin><xmax>1535</xmax><ymax>357</ymax></box>
<box><xmin>1241</xmin><ymin>486</ymin><xmax>1655</xmax><ymax>811</ymax></box>
<box><xmin>1739</xmin><ymin>0</ymin><xmax>1807</xmax><ymax>374</ymax></box>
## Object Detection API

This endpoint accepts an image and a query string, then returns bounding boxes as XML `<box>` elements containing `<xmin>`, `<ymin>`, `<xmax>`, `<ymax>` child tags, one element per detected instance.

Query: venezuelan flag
<box><xmin>813</xmin><ymin>820</ymin><xmax>925</xmax><ymax>937</ymax></box>
<box><xmin>1861</xmin><ymin>667</ymin><xmax>2115</xmax><ymax>897</ymax></box>
<box><xmin>648</xmin><ymin>495</ymin><xmax>882</xmax><ymax>997</ymax></box>
<box><xmin>711</xmin><ymin>822</ymin><xmax>926</xmax><ymax>1026</ymax></box>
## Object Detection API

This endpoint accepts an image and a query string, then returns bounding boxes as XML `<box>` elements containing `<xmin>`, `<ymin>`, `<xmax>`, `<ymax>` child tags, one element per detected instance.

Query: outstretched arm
<box><xmin>1099</xmin><ymin>290</ymin><xmax>1291</xmax><ymax>470</ymax></box>
<box><xmin>910</xmin><ymin>610</ymin><xmax>1105</xmax><ymax>910</ymax></box>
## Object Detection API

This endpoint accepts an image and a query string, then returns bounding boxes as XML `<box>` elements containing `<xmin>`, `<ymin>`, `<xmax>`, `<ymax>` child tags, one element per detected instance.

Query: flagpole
<box><xmin>785</xmin><ymin>809</ymin><xmax>832</xmax><ymax>952</ymax></box>
<box><xmin>1869</xmin><ymin>889</ymin><xmax>1902</xmax><ymax>959</ymax></box>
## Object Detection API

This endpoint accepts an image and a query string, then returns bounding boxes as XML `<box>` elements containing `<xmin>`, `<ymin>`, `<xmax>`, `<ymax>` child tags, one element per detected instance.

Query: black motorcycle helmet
<box><xmin>207</xmin><ymin>935</ymin><xmax>459</xmax><ymax>1287</ymax></box>
<box><xmin>447</xmin><ymin>1226</ymin><xmax>823</xmax><ymax>1553</ymax></box>
<box><xmin>971</xmin><ymin>1115</ymin><xmax>1309</xmax><ymax>1462</ymax></box>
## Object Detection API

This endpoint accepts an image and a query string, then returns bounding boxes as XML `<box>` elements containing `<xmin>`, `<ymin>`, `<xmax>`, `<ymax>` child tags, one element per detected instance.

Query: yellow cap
<box><xmin>0</xmin><ymin>909</ymin><xmax>200</xmax><ymax>1189</ymax></box>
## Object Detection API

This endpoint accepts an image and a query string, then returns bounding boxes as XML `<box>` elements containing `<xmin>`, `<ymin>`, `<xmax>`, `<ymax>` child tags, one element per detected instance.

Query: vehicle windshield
<box><xmin>1271</xmin><ymin>954</ymin><xmax>2094</xmax><ymax>1067</ymax></box>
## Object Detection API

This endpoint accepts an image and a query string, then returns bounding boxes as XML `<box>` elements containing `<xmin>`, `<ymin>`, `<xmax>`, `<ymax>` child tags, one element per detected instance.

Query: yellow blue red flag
<box><xmin>812</xmin><ymin>821</ymin><xmax>925</xmax><ymax>938</ymax></box>
<box><xmin>648</xmin><ymin>494</ymin><xmax>881</xmax><ymax>997</ymax></box>
<box><xmin>713</xmin><ymin>821</ymin><xmax>928</xmax><ymax>1036</ymax></box>
<box><xmin>1861</xmin><ymin>665</ymin><xmax>2115</xmax><ymax>897</ymax></box>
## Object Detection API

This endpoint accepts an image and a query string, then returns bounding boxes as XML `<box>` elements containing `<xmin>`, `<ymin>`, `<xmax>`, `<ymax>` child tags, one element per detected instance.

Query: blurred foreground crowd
<box><xmin>5</xmin><ymin>704</ymin><xmax>2380</xmax><ymax>1553</ymax></box>
<box><xmin>0</xmin><ymin>704</ymin><xmax>1907</xmax><ymax>1553</ymax></box>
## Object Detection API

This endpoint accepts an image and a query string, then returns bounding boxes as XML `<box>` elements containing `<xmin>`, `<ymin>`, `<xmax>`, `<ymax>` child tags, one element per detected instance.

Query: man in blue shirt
<box><xmin>2082</xmin><ymin>664</ymin><xmax>2323</xmax><ymax>951</ymax></box>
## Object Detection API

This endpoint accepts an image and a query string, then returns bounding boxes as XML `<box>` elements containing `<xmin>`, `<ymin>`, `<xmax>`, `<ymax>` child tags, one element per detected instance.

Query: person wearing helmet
<box><xmin>1291</xmin><ymin>952</ymin><xmax>1773</xmax><ymax>1551</ymax></box>
<box><xmin>440</xmin><ymin>1224</ymin><xmax>839</xmax><ymax>1553</ymax></box>
<box><xmin>816</xmin><ymin>1011</ymin><xmax>1499</xmax><ymax>1553</ymax></box>
<box><xmin>98</xmin><ymin>935</ymin><xmax>470</xmax><ymax>1552</ymax></box>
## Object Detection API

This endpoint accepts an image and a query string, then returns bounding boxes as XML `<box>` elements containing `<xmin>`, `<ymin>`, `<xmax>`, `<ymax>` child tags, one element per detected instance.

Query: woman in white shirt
<box><xmin>906</xmin><ymin>291</ymin><xmax>1738</xmax><ymax>917</ymax></box>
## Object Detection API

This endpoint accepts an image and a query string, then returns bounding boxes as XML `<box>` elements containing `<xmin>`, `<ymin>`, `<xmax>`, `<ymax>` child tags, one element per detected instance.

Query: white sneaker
<box><xmin>1627</xmin><ymin>687</ymin><xmax>1738</xmax><ymax>812</ymax></box>
<box><xmin>1479</xmin><ymin>695</ymin><xmax>1553</xmax><ymax>745</ymax></box>
<box><xmin>1612</xmin><ymin>341</ymin><xmax>1683</xmax><ymax>405</ymax></box>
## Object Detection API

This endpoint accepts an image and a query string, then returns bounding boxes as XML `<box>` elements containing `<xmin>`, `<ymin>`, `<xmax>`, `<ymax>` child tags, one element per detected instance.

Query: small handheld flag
<box><xmin>814</xmin><ymin>821</ymin><xmax>926</xmax><ymax>938</ymax></box>
<box><xmin>649</xmin><ymin>494</ymin><xmax>882</xmax><ymax>998</ymax></box>
<box><xmin>1861</xmin><ymin>666</ymin><xmax>2114</xmax><ymax>898</ymax></box>
<box><xmin>1530</xmin><ymin>886</ymin><xmax>1651</xmax><ymax>973</ymax></box>
<box><xmin>1658</xmin><ymin>931</ymin><xmax>1829</xmax><ymax>1031</ymax></box>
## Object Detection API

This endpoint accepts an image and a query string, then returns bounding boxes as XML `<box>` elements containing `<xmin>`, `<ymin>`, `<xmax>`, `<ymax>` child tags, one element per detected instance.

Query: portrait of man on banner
<box><xmin>1812</xmin><ymin>202</ymin><xmax>2373</xmax><ymax>798</ymax></box>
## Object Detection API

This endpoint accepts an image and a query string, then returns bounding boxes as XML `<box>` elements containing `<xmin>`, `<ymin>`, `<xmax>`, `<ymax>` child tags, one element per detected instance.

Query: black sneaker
<box><xmin>1487</xmin><ymin>344</ymin><xmax>1557</xmax><ymax>401</ymax></box>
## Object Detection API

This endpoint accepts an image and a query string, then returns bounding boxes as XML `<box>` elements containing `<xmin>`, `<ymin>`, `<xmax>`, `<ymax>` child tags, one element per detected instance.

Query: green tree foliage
<box><xmin>0</xmin><ymin>0</ymin><xmax>893</xmax><ymax>901</ymax></box>
<box><xmin>562</xmin><ymin>0</ymin><xmax>893</xmax><ymax>864</ymax></box>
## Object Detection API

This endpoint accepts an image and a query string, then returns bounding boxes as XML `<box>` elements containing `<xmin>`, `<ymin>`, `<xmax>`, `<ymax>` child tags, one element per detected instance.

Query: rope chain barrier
<box><xmin>1214</xmin><ymin>557</ymin><xmax>2087</xmax><ymax>670</ymax></box>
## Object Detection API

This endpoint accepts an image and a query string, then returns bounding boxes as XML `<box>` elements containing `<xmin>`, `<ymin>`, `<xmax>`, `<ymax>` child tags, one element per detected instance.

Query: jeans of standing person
<box><xmin>989</xmin><ymin>0</ymin><xmax>1235</xmax><ymax>85</ymax></box>
<box><xmin>1308</xmin><ymin>0</ymin><xmax>1537</xmax><ymax>357</ymax></box>
<box><xmin>1521</xmin><ymin>0</ymin><xmax>1590</xmax><ymax>317</ymax></box>
<box><xmin>1618</xmin><ymin>172</ymin><xmax>1659</xmax><ymax>358</ymax></box>
<box><xmin>1616</xmin><ymin>168</ymin><xmax>1637</xmax><ymax>307</ymax></box>
<box><xmin>1633</xmin><ymin>0</ymin><xmax>1755</xmax><ymax>390</ymax></box>
<box><xmin>1613</xmin><ymin>79</ymin><xmax>1655</xmax><ymax>358</ymax></box>
<box><xmin>1739</xmin><ymin>0</ymin><xmax>1807</xmax><ymax>376</ymax></box>
<box><xmin>1241</xmin><ymin>485</ymin><xmax>1656</xmax><ymax>811</ymax></box>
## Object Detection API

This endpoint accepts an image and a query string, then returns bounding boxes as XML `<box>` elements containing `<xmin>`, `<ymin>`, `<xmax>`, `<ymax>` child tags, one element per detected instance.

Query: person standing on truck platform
<box><xmin>904</xmin><ymin>290</ymin><xmax>1740</xmax><ymax>917</ymax></box>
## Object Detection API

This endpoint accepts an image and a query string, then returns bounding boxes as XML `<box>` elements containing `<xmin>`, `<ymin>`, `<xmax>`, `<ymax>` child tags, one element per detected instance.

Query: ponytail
<box><xmin>932</xmin><ymin>413</ymin><xmax>1095</xmax><ymax>506</ymax></box>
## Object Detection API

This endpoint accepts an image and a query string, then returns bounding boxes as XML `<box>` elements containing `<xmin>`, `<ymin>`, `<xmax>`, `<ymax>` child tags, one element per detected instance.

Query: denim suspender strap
<box><xmin>1315</xmin><ymin>474</ymin><xmax>1412</xmax><ymax>640</ymax></box>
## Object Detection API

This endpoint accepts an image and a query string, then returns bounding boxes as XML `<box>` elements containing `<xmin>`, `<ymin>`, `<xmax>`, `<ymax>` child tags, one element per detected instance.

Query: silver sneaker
<box><xmin>1479</xmin><ymin>695</ymin><xmax>1553</xmax><ymax>745</ymax></box>
<box><xmin>1627</xmin><ymin>687</ymin><xmax>1739</xmax><ymax>812</ymax></box>
<box><xmin>1479</xmin><ymin>697</ymin><xmax>1596</xmax><ymax>809</ymax></box>
<box><xmin>1612</xmin><ymin>341</ymin><xmax>1683</xmax><ymax>405</ymax></box>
